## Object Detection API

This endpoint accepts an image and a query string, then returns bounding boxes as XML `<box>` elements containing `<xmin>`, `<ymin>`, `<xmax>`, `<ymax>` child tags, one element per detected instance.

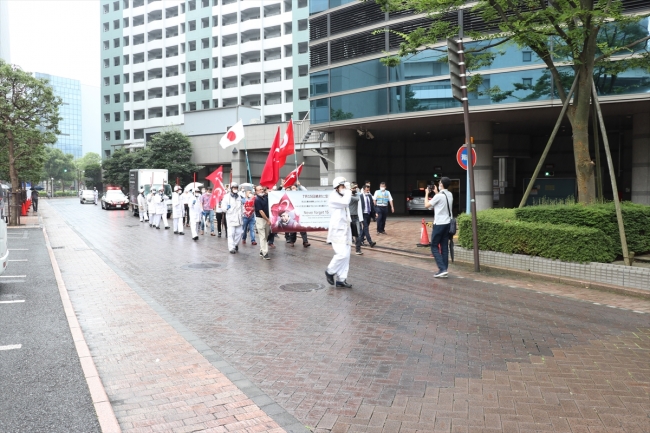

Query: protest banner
<box><xmin>268</xmin><ymin>190</ymin><xmax>329</xmax><ymax>233</ymax></box>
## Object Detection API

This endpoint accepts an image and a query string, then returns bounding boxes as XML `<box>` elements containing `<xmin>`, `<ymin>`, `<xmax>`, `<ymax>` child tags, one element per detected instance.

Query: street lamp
<box><xmin>50</xmin><ymin>177</ymin><xmax>54</xmax><ymax>198</ymax></box>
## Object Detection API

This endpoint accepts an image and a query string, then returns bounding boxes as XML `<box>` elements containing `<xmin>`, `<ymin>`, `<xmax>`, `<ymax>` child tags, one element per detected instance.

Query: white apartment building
<box><xmin>101</xmin><ymin>0</ymin><xmax>310</xmax><ymax>157</ymax></box>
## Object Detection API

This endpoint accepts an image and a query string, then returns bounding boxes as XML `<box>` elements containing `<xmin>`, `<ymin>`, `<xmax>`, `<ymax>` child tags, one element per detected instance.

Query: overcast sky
<box><xmin>8</xmin><ymin>0</ymin><xmax>100</xmax><ymax>88</ymax></box>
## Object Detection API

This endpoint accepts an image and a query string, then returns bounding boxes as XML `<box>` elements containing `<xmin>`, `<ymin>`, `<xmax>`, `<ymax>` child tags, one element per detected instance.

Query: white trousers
<box><xmin>190</xmin><ymin>221</ymin><xmax>199</xmax><ymax>238</ymax></box>
<box><xmin>161</xmin><ymin>211</ymin><xmax>169</xmax><ymax>228</ymax></box>
<box><xmin>227</xmin><ymin>225</ymin><xmax>243</xmax><ymax>251</ymax></box>
<box><xmin>173</xmin><ymin>218</ymin><xmax>184</xmax><ymax>232</ymax></box>
<box><xmin>139</xmin><ymin>210</ymin><xmax>145</xmax><ymax>222</ymax></box>
<box><xmin>327</xmin><ymin>242</ymin><xmax>351</xmax><ymax>280</ymax></box>
<box><xmin>152</xmin><ymin>214</ymin><xmax>161</xmax><ymax>227</ymax></box>
<box><xmin>143</xmin><ymin>209</ymin><xmax>149</xmax><ymax>221</ymax></box>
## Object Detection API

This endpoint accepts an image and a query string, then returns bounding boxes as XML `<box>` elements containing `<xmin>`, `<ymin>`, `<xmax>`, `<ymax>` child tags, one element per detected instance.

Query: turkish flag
<box><xmin>206</xmin><ymin>166</ymin><xmax>225</xmax><ymax>208</ymax></box>
<box><xmin>282</xmin><ymin>163</ymin><xmax>304</xmax><ymax>188</ymax></box>
<box><xmin>277</xmin><ymin>119</ymin><xmax>295</xmax><ymax>167</ymax></box>
<box><xmin>219</xmin><ymin>120</ymin><xmax>245</xmax><ymax>149</ymax></box>
<box><xmin>260</xmin><ymin>127</ymin><xmax>281</xmax><ymax>188</ymax></box>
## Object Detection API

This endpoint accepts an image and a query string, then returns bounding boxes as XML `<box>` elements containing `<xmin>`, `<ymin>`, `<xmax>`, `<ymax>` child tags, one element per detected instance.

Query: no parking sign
<box><xmin>456</xmin><ymin>146</ymin><xmax>477</xmax><ymax>170</ymax></box>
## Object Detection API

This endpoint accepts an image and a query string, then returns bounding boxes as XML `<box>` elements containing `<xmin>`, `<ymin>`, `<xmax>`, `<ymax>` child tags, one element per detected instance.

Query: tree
<box><xmin>101</xmin><ymin>148</ymin><xmax>138</xmax><ymax>188</ymax></box>
<box><xmin>375</xmin><ymin>0</ymin><xmax>650</xmax><ymax>203</ymax></box>
<box><xmin>147</xmin><ymin>130</ymin><xmax>202</xmax><ymax>184</ymax></box>
<box><xmin>0</xmin><ymin>60</ymin><xmax>61</xmax><ymax>224</ymax></box>
<box><xmin>43</xmin><ymin>146</ymin><xmax>75</xmax><ymax>193</ymax></box>
<box><xmin>76</xmin><ymin>152</ymin><xmax>101</xmax><ymax>171</ymax></box>
<box><xmin>83</xmin><ymin>163</ymin><xmax>102</xmax><ymax>190</ymax></box>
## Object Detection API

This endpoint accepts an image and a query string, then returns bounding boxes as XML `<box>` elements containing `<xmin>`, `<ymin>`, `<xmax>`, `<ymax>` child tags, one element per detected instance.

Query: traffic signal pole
<box><xmin>448</xmin><ymin>38</ymin><xmax>479</xmax><ymax>272</ymax></box>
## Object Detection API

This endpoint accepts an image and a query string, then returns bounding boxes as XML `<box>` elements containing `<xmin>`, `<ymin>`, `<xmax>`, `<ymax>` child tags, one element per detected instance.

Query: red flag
<box><xmin>206</xmin><ymin>166</ymin><xmax>225</xmax><ymax>208</ymax></box>
<box><xmin>277</xmin><ymin>119</ymin><xmax>295</xmax><ymax>167</ymax></box>
<box><xmin>260</xmin><ymin>127</ymin><xmax>281</xmax><ymax>188</ymax></box>
<box><xmin>282</xmin><ymin>163</ymin><xmax>304</xmax><ymax>188</ymax></box>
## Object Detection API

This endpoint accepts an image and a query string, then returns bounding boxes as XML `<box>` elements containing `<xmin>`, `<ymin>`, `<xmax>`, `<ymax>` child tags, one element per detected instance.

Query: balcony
<box><xmin>241</xmin><ymin>72</ymin><xmax>261</xmax><ymax>86</ymax></box>
<box><xmin>133</xmin><ymin>52</ymin><xmax>145</xmax><ymax>64</ymax></box>
<box><xmin>264</xmin><ymin>48</ymin><xmax>281</xmax><ymax>61</ymax></box>
<box><xmin>241</xmin><ymin>29</ymin><xmax>260</xmax><ymax>43</ymax></box>
<box><xmin>148</xmin><ymin>29</ymin><xmax>162</xmax><ymax>42</ymax></box>
<box><xmin>222</xmin><ymin>76</ymin><xmax>238</xmax><ymax>89</ymax></box>
<box><xmin>222</xmin><ymin>54</ymin><xmax>238</xmax><ymax>68</ymax></box>
<box><xmin>241</xmin><ymin>50</ymin><xmax>260</xmax><ymax>65</ymax></box>
<box><xmin>133</xmin><ymin>34</ymin><xmax>145</xmax><ymax>46</ymax></box>
<box><xmin>222</xmin><ymin>12</ymin><xmax>237</xmax><ymax>26</ymax></box>
<box><xmin>166</xmin><ymin>85</ymin><xmax>179</xmax><ymax>97</ymax></box>
<box><xmin>165</xmin><ymin>25</ymin><xmax>178</xmax><ymax>38</ymax></box>
<box><xmin>134</xmin><ymin>91</ymin><xmax>145</xmax><ymax>102</ymax></box>
<box><xmin>148</xmin><ymin>48</ymin><xmax>162</xmax><ymax>61</ymax></box>
<box><xmin>264</xmin><ymin>3</ymin><xmax>281</xmax><ymax>17</ymax></box>
<box><xmin>148</xmin><ymin>107</ymin><xmax>163</xmax><ymax>118</ymax></box>
<box><xmin>264</xmin><ymin>26</ymin><xmax>281</xmax><ymax>40</ymax></box>
<box><xmin>148</xmin><ymin>68</ymin><xmax>163</xmax><ymax>80</ymax></box>
<box><xmin>133</xmin><ymin>14</ymin><xmax>145</xmax><ymax>26</ymax></box>
<box><xmin>148</xmin><ymin>87</ymin><xmax>163</xmax><ymax>99</ymax></box>
<box><xmin>222</xmin><ymin>33</ymin><xmax>237</xmax><ymax>47</ymax></box>
<box><xmin>222</xmin><ymin>97</ymin><xmax>238</xmax><ymax>107</ymax></box>
<box><xmin>148</xmin><ymin>9</ymin><xmax>162</xmax><ymax>23</ymax></box>
<box><xmin>166</xmin><ymin>105</ymin><xmax>179</xmax><ymax>116</ymax></box>
<box><xmin>265</xmin><ymin>92</ymin><xmax>282</xmax><ymax>105</ymax></box>
<box><xmin>165</xmin><ymin>45</ymin><xmax>178</xmax><ymax>58</ymax></box>
<box><xmin>264</xmin><ymin>70</ymin><xmax>282</xmax><ymax>84</ymax></box>
<box><xmin>165</xmin><ymin>6</ymin><xmax>178</xmax><ymax>18</ymax></box>
<box><xmin>133</xmin><ymin>72</ymin><xmax>145</xmax><ymax>83</ymax></box>
<box><xmin>241</xmin><ymin>94</ymin><xmax>261</xmax><ymax>107</ymax></box>
<box><xmin>166</xmin><ymin>65</ymin><xmax>179</xmax><ymax>77</ymax></box>
<box><xmin>265</xmin><ymin>114</ymin><xmax>282</xmax><ymax>123</ymax></box>
<box><xmin>240</xmin><ymin>6</ymin><xmax>260</xmax><ymax>22</ymax></box>
<box><xmin>134</xmin><ymin>109</ymin><xmax>146</xmax><ymax>120</ymax></box>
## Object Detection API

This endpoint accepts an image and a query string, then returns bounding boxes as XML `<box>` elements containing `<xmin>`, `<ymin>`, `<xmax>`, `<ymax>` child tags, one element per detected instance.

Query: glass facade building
<box><xmin>36</xmin><ymin>73</ymin><xmax>83</xmax><ymax>159</ymax></box>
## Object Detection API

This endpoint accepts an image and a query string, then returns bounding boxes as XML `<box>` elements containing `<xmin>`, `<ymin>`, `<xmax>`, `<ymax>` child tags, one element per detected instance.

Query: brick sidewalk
<box><xmin>41</xmin><ymin>202</ymin><xmax>289</xmax><ymax>433</ymax></box>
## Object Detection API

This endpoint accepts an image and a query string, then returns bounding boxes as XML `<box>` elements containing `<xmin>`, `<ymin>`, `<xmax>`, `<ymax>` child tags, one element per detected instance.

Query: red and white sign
<box><xmin>456</xmin><ymin>146</ymin><xmax>477</xmax><ymax>170</ymax></box>
<box><xmin>219</xmin><ymin>120</ymin><xmax>245</xmax><ymax>149</ymax></box>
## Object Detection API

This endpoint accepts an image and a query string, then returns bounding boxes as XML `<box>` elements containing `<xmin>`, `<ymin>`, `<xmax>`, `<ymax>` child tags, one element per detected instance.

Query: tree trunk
<box><xmin>7</xmin><ymin>131</ymin><xmax>19</xmax><ymax>226</ymax></box>
<box><xmin>568</xmin><ymin>68</ymin><xmax>596</xmax><ymax>204</ymax></box>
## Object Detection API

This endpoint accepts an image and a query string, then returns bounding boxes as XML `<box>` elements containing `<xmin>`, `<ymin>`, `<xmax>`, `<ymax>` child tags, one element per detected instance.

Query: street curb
<box><xmin>42</xmin><ymin>226</ymin><xmax>121</xmax><ymax>433</ymax></box>
<box><xmin>309</xmin><ymin>234</ymin><xmax>650</xmax><ymax>300</ymax></box>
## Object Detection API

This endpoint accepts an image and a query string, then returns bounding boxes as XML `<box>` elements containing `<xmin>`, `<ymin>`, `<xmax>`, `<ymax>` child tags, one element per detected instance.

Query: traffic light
<box><xmin>447</xmin><ymin>39</ymin><xmax>465</xmax><ymax>102</ymax></box>
<box><xmin>433</xmin><ymin>172</ymin><xmax>442</xmax><ymax>180</ymax></box>
<box><xmin>544</xmin><ymin>171</ymin><xmax>555</xmax><ymax>177</ymax></box>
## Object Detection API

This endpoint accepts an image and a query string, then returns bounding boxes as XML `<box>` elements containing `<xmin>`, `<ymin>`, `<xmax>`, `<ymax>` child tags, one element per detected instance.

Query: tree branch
<box><xmin>594</xmin><ymin>35</ymin><xmax>650</xmax><ymax>63</ymax></box>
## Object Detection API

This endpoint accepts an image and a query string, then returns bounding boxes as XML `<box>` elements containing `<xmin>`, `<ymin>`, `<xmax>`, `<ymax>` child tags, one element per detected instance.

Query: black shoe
<box><xmin>230</xmin><ymin>250</ymin><xmax>236</xmax><ymax>254</ymax></box>
<box><xmin>259</xmin><ymin>251</ymin><xmax>263</xmax><ymax>257</ymax></box>
<box><xmin>193</xmin><ymin>236</ymin><xmax>199</xmax><ymax>241</ymax></box>
<box><xmin>218</xmin><ymin>233</ymin><xmax>221</xmax><ymax>237</ymax></box>
<box><xmin>355</xmin><ymin>250</ymin><xmax>363</xmax><ymax>255</ymax></box>
<box><xmin>325</xmin><ymin>270</ymin><xmax>335</xmax><ymax>286</ymax></box>
<box><xmin>263</xmin><ymin>253</ymin><xmax>270</xmax><ymax>260</ymax></box>
<box><xmin>178</xmin><ymin>232</ymin><xmax>185</xmax><ymax>235</ymax></box>
<box><xmin>173</xmin><ymin>231</ymin><xmax>178</xmax><ymax>234</ymax></box>
<box><xmin>235</xmin><ymin>245</ymin><xmax>238</xmax><ymax>251</ymax></box>
<box><xmin>156</xmin><ymin>227</ymin><xmax>160</xmax><ymax>230</ymax></box>
<box><xmin>336</xmin><ymin>280</ymin><xmax>352</xmax><ymax>288</ymax></box>
<box><xmin>370</xmin><ymin>241</ymin><xmax>376</xmax><ymax>247</ymax></box>
<box><xmin>165</xmin><ymin>226</ymin><xmax>170</xmax><ymax>229</ymax></box>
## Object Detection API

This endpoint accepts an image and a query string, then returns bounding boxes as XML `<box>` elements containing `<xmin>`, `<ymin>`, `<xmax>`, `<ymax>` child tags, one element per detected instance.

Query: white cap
<box><xmin>332</xmin><ymin>176</ymin><xmax>347</xmax><ymax>189</ymax></box>
<box><xmin>231</xmin><ymin>182</ymin><xmax>238</xmax><ymax>188</ymax></box>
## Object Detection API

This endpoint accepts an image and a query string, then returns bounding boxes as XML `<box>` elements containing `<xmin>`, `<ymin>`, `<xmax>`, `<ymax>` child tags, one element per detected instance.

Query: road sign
<box><xmin>456</xmin><ymin>146</ymin><xmax>477</xmax><ymax>170</ymax></box>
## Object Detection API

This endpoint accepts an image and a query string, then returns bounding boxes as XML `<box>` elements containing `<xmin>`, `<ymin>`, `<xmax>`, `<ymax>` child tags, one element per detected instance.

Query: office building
<box><xmin>36</xmin><ymin>73</ymin><xmax>84</xmax><ymax>159</ymax></box>
<box><xmin>308</xmin><ymin>1</ymin><xmax>650</xmax><ymax>209</ymax></box>
<box><xmin>100</xmin><ymin>0</ymin><xmax>311</xmax><ymax>158</ymax></box>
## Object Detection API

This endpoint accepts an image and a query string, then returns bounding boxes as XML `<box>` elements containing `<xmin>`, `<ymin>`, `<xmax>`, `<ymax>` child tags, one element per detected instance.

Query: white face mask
<box><xmin>380</xmin><ymin>187</ymin><xmax>385</xmax><ymax>191</ymax></box>
<box><xmin>232</xmin><ymin>189</ymin><xmax>238</xmax><ymax>194</ymax></box>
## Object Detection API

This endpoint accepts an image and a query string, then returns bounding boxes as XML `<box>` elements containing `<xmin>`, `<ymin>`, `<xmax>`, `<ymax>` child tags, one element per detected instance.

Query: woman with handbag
<box><xmin>424</xmin><ymin>177</ymin><xmax>455</xmax><ymax>278</ymax></box>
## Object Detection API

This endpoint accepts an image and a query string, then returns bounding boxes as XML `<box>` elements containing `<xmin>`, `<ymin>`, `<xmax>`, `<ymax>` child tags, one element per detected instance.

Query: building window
<box><xmin>212</xmin><ymin>78</ymin><xmax>219</xmax><ymax>89</ymax></box>
<box><xmin>181</xmin><ymin>83</ymin><xmax>186</xmax><ymax>94</ymax></box>
<box><xmin>103</xmin><ymin>77</ymin><xmax>110</xmax><ymax>86</ymax></box>
<box><xmin>103</xmin><ymin>22</ymin><xmax>109</xmax><ymax>32</ymax></box>
<box><xmin>522</xmin><ymin>51</ymin><xmax>532</xmax><ymax>62</ymax></box>
<box><xmin>298</xmin><ymin>0</ymin><xmax>307</xmax><ymax>8</ymax></box>
<box><xmin>189</xmin><ymin>40</ymin><xmax>196</xmax><ymax>51</ymax></box>
<box><xmin>103</xmin><ymin>4</ymin><xmax>109</xmax><ymax>14</ymax></box>
<box><xmin>213</xmin><ymin>98</ymin><xmax>218</xmax><ymax>108</ymax></box>
<box><xmin>123</xmin><ymin>17</ymin><xmax>130</xmax><ymax>27</ymax></box>
<box><xmin>104</xmin><ymin>95</ymin><xmax>110</xmax><ymax>104</ymax></box>
<box><xmin>114</xmin><ymin>112</ymin><xmax>121</xmax><ymax>122</ymax></box>
<box><xmin>123</xmin><ymin>36</ymin><xmax>130</xmax><ymax>46</ymax></box>
<box><xmin>201</xmin><ymin>79</ymin><xmax>209</xmax><ymax>90</ymax></box>
<box><xmin>298</xmin><ymin>42</ymin><xmax>308</xmax><ymax>54</ymax></box>
<box><xmin>104</xmin><ymin>132</ymin><xmax>110</xmax><ymax>141</ymax></box>
<box><xmin>181</xmin><ymin>63</ymin><xmax>186</xmax><ymax>73</ymax></box>
<box><xmin>124</xmin><ymin>92</ymin><xmax>130</xmax><ymax>102</ymax></box>
<box><xmin>212</xmin><ymin>36</ymin><xmax>218</xmax><ymax>47</ymax></box>
<box><xmin>202</xmin><ymin>100</ymin><xmax>210</xmax><ymax>109</ymax></box>
<box><xmin>180</xmin><ymin>42</ymin><xmax>186</xmax><ymax>54</ymax></box>
<box><xmin>124</xmin><ymin>111</ymin><xmax>131</xmax><ymax>121</ymax></box>
<box><xmin>189</xmin><ymin>101</ymin><xmax>196</xmax><ymax>111</ymax></box>
<box><xmin>522</xmin><ymin>78</ymin><xmax>533</xmax><ymax>86</ymax></box>
<box><xmin>201</xmin><ymin>38</ymin><xmax>209</xmax><ymax>49</ymax></box>
<box><xmin>104</xmin><ymin>113</ymin><xmax>111</xmax><ymax>123</ymax></box>
<box><xmin>201</xmin><ymin>0</ymin><xmax>209</xmax><ymax>7</ymax></box>
<box><xmin>201</xmin><ymin>17</ymin><xmax>209</xmax><ymax>28</ymax></box>
<box><xmin>188</xmin><ymin>20</ymin><xmax>196</xmax><ymax>31</ymax></box>
<box><xmin>134</xmin><ymin>129</ymin><xmax>144</xmax><ymax>139</ymax></box>
<box><xmin>123</xmin><ymin>0</ymin><xmax>130</xmax><ymax>8</ymax></box>
<box><xmin>115</xmin><ymin>131</ymin><xmax>121</xmax><ymax>140</ymax></box>
<box><xmin>125</xmin><ymin>130</ymin><xmax>131</xmax><ymax>140</ymax></box>
<box><xmin>114</xmin><ymin>0</ymin><xmax>120</xmax><ymax>10</ymax></box>
<box><xmin>103</xmin><ymin>59</ymin><xmax>110</xmax><ymax>68</ymax></box>
<box><xmin>124</xmin><ymin>73</ymin><xmax>130</xmax><ymax>83</ymax></box>
<box><xmin>133</xmin><ymin>0</ymin><xmax>143</xmax><ymax>7</ymax></box>
<box><xmin>114</xmin><ymin>93</ymin><xmax>121</xmax><ymax>103</ymax></box>
<box><xmin>189</xmin><ymin>81</ymin><xmax>196</xmax><ymax>92</ymax></box>
<box><xmin>114</xmin><ymin>75</ymin><xmax>121</xmax><ymax>85</ymax></box>
<box><xmin>211</xmin><ymin>57</ymin><xmax>218</xmax><ymax>68</ymax></box>
<box><xmin>201</xmin><ymin>58</ymin><xmax>209</xmax><ymax>69</ymax></box>
<box><xmin>180</xmin><ymin>23</ymin><xmax>186</xmax><ymax>34</ymax></box>
<box><xmin>103</xmin><ymin>40</ymin><xmax>109</xmax><ymax>50</ymax></box>
<box><xmin>212</xmin><ymin>16</ymin><xmax>218</xmax><ymax>27</ymax></box>
<box><xmin>188</xmin><ymin>61</ymin><xmax>196</xmax><ymax>71</ymax></box>
<box><xmin>188</xmin><ymin>0</ymin><xmax>196</xmax><ymax>11</ymax></box>
<box><xmin>113</xmin><ymin>19</ymin><xmax>120</xmax><ymax>30</ymax></box>
<box><xmin>113</xmin><ymin>38</ymin><xmax>120</xmax><ymax>48</ymax></box>
<box><xmin>181</xmin><ymin>3</ymin><xmax>185</xmax><ymax>13</ymax></box>
<box><xmin>123</xmin><ymin>55</ymin><xmax>130</xmax><ymax>65</ymax></box>
<box><xmin>114</xmin><ymin>56</ymin><xmax>121</xmax><ymax>66</ymax></box>
<box><xmin>298</xmin><ymin>19</ymin><xmax>307</xmax><ymax>31</ymax></box>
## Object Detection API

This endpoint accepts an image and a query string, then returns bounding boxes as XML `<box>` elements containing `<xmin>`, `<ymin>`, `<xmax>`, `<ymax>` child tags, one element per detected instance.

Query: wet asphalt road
<box><xmin>0</xmin><ymin>227</ymin><xmax>100</xmax><ymax>433</ymax></box>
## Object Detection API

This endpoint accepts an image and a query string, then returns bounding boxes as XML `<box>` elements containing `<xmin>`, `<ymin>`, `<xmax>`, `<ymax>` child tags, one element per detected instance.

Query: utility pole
<box><xmin>448</xmin><ymin>38</ymin><xmax>480</xmax><ymax>272</ymax></box>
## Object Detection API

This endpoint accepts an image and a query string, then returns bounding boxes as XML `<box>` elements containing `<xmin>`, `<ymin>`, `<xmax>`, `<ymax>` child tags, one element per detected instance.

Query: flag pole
<box><xmin>244</xmin><ymin>137</ymin><xmax>252</xmax><ymax>184</ymax></box>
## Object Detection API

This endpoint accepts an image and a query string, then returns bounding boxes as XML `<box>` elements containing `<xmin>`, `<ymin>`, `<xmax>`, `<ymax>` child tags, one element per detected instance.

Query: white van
<box><xmin>0</xmin><ymin>214</ymin><xmax>7</xmax><ymax>276</ymax></box>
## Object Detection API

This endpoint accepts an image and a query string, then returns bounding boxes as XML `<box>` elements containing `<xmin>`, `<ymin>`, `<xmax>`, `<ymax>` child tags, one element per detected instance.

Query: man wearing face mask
<box><xmin>158</xmin><ymin>185</ymin><xmax>170</xmax><ymax>230</ymax></box>
<box><xmin>359</xmin><ymin>185</ymin><xmax>377</xmax><ymax>248</ymax></box>
<box><xmin>325</xmin><ymin>177</ymin><xmax>353</xmax><ymax>288</ymax></box>
<box><xmin>222</xmin><ymin>182</ymin><xmax>244</xmax><ymax>254</ymax></box>
<box><xmin>147</xmin><ymin>187</ymin><xmax>157</xmax><ymax>228</ymax></box>
<box><xmin>348</xmin><ymin>182</ymin><xmax>364</xmax><ymax>255</ymax></box>
<box><xmin>373</xmin><ymin>181</ymin><xmax>394</xmax><ymax>235</ymax></box>
<box><xmin>171</xmin><ymin>185</ymin><xmax>185</xmax><ymax>235</ymax></box>
<box><xmin>189</xmin><ymin>188</ymin><xmax>203</xmax><ymax>240</ymax></box>
<box><xmin>254</xmin><ymin>185</ymin><xmax>272</xmax><ymax>260</ymax></box>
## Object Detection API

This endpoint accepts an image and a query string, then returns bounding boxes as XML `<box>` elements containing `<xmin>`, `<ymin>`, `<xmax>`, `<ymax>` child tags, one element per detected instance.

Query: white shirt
<box><xmin>428</xmin><ymin>190</ymin><xmax>453</xmax><ymax>225</ymax></box>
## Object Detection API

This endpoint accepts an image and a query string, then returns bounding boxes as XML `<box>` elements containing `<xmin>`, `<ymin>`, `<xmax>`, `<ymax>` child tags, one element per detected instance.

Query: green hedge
<box><xmin>53</xmin><ymin>191</ymin><xmax>78</xmax><ymax>197</ymax></box>
<box><xmin>514</xmin><ymin>202</ymin><xmax>650</xmax><ymax>256</ymax></box>
<box><xmin>458</xmin><ymin>209</ymin><xmax>617</xmax><ymax>263</ymax></box>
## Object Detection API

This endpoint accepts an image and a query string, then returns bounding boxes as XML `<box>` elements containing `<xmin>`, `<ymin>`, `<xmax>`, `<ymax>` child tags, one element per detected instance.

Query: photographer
<box><xmin>424</xmin><ymin>177</ymin><xmax>453</xmax><ymax>278</ymax></box>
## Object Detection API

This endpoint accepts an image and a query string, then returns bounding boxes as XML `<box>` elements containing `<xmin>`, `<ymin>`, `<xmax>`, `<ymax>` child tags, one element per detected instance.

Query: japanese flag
<box><xmin>219</xmin><ymin>120</ymin><xmax>245</xmax><ymax>149</ymax></box>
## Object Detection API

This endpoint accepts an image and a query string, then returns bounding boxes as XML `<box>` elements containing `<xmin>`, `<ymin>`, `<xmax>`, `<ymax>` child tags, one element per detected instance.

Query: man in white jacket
<box><xmin>325</xmin><ymin>177</ymin><xmax>353</xmax><ymax>288</ymax></box>
<box><xmin>189</xmin><ymin>189</ymin><xmax>203</xmax><ymax>240</ymax></box>
<box><xmin>148</xmin><ymin>187</ymin><xmax>159</xmax><ymax>228</ymax></box>
<box><xmin>137</xmin><ymin>187</ymin><xmax>148</xmax><ymax>223</ymax></box>
<box><xmin>221</xmin><ymin>182</ymin><xmax>243</xmax><ymax>254</ymax></box>
<box><xmin>171</xmin><ymin>185</ymin><xmax>185</xmax><ymax>235</ymax></box>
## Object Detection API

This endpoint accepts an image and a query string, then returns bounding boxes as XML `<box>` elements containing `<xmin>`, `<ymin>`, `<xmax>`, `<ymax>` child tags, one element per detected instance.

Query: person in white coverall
<box><xmin>148</xmin><ymin>187</ymin><xmax>159</xmax><ymax>227</ymax></box>
<box><xmin>158</xmin><ymin>187</ymin><xmax>170</xmax><ymax>229</ymax></box>
<box><xmin>325</xmin><ymin>177</ymin><xmax>353</xmax><ymax>288</ymax></box>
<box><xmin>189</xmin><ymin>189</ymin><xmax>203</xmax><ymax>240</ymax></box>
<box><xmin>221</xmin><ymin>182</ymin><xmax>244</xmax><ymax>254</ymax></box>
<box><xmin>93</xmin><ymin>187</ymin><xmax>99</xmax><ymax>205</ymax></box>
<box><xmin>137</xmin><ymin>187</ymin><xmax>149</xmax><ymax>222</ymax></box>
<box><xmin>171</xmin><ymin>185</ymin><xmax>185</xmax><ymax>235</ymax></box>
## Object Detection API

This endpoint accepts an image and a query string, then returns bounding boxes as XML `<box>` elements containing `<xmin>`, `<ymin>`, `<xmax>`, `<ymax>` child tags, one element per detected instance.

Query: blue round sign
<box><xmin>456</xmin><ymin>146</ymin><xmax>477</xmax><ymax>170</ymax></box>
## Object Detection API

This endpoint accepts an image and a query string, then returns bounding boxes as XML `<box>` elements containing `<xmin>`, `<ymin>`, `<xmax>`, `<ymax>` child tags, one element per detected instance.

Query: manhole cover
<box><xmin>279</xmin><ymin>283</ymin><xmax>325</xmax><ymax>292</ymax></box>
<box><xmin>181</xmin><ymin>263</ymin><xmax>222</xmax><ymax>270</ymax></box>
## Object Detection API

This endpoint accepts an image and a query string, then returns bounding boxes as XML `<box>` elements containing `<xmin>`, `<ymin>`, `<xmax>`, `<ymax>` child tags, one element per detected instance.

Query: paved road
<box><xmin>48</xmin><ymin>198</ymin><xmax>649</xmax><ymax>433</ymax></box>
<box><xmin>0</xmin><ymin>227</ymin><xmax>100</xmax><ymax>433</ymax></box>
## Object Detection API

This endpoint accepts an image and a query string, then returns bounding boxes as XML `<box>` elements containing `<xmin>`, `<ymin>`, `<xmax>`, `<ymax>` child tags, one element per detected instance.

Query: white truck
<box><xmin>128</xmin><ymin>169</ymin><xmax>173</xmax><ymax>217</ymax></box>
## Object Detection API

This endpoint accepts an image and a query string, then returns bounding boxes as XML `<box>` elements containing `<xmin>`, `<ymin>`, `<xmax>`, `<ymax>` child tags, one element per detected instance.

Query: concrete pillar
<box><xmin>231</xmin><ymin>147</ymin><xmax>248</xmax><ymax>186</ymax></box>
<box><xmin>472</xmin><ymin>122</ymin><xmax>494</xmax><ymax>211</ymax></box>
<box><xmin>632</xmin><ymin>113</ymin><xmax>650</xmax><ymax>204</ymax></box>
<box><xmin>295</xmin><ymin>153</ymin><xmax>321</xmax><ymax>187</ymax></box>
<box><xmin>334</xmin><ymin>129</ymin><xmax>357</xmax><ymax>183</ymax></box>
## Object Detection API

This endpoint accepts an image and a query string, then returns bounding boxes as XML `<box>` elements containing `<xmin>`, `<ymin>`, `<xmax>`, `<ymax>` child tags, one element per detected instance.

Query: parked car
<box><xmin>0</xmin><ymin>212</ymin><xmax>7</xmax><ymax>276</ymax></box>
<box><xmin>80</xmin><ymin>190</ymin><xmax>95</xmax><ymax>204</ymax></box>
<box><xmin>101</xmin><ymin>190</ymin><xmax>129</xmax><ymax>210</ymax></box>
<box><xmin>406</xmin><ymin>189</ymin><xmax>431</xmax><ymax>215</ymax></box>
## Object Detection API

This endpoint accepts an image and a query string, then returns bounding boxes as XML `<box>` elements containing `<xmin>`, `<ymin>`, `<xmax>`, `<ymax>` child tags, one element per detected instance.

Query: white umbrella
<box><xmin>184</xmin><ymin>182</ymin><xmax>203</xmax><ymax>192</ymax></box>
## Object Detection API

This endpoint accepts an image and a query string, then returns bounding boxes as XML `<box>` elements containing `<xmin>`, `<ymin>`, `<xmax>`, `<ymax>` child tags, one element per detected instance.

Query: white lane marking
<box><xmin>0</xmin><ymin>344</ymin><xmax>22</xmax><ymax>351</ymax></box>
<box><xmin>0</xmin><ymin>300</ymin><xmax>25</xmax><ymax>304</ymax></box>
<box><xmin>0</xmin><ymin>275</ymin><xmax>26</xmax><ymax>278</ymax></box>
<box><xmin>8</xmin><ymin>259</ymin><xmax>28</xmax><ymax>262</ymax></box>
